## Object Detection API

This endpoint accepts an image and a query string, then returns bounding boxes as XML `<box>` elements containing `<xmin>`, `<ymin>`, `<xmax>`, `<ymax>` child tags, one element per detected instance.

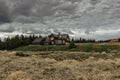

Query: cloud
<box><xmin>0</xmin><ymin>0</ymin><xmax>11</xmax><ymax>23</ymax></box>
<box><xmin>4</xmin><ymin>0</ymin><xmax>80</xmax><ymax>24</ymax></box>
<box><xmin>0</xmin><ymin>0</ymin><xmax>120</xmax><ymax>40</ymax></box>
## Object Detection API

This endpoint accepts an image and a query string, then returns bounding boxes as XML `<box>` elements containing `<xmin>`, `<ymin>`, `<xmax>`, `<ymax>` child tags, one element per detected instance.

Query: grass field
<box><xmin>0</xmin><ymin>51</ymin><xmax>120</xmax><ymax>80</ymax></box>
<box><xmin>14</xmin><ymin>43</ymin><xmax>120</xmax><ymax>53</ymax></box>
<box><xmin>1</xmin><ymin>43</ymin><xmax>119</xmax><ymax>80</ymax></box>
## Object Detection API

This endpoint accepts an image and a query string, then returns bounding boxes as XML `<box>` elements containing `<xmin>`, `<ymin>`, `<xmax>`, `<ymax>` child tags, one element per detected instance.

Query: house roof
<box><xmin>33</xmin><ymin>38</ymin><xmax>45</xmax><ymax>43</ymax></box>
<box><xmin>45</xmin><ymin>37</ymin><xmax>51</xmax><ymax>42</ymax></box>
<box><xmin>60</xmin><ymin>34</ymin><xmax>69</xmax><ymax>39</ymax></box>
<box><xmin>49</xmin><ymin>34</ymin><xmax>69</xmax><ymax>39</ymax></box>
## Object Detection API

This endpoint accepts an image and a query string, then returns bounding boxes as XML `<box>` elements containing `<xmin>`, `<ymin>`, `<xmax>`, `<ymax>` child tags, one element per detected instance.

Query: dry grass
<box><xmin>0</xmin><ymin>51</ymin><xmax>120</xmax><ymax>80</ymax></box>
<box><xmin>6</xmin><ymin>71</ymin><xmax>31</xmax><ymax>80</ymax></box>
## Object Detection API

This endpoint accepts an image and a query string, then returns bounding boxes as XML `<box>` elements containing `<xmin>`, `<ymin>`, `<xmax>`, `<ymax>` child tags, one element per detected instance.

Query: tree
<box><xmin>0</xmin><ymin>35</ymin><xmax>39</xmax><ymax>50</ymax></box>
<box><xmin>69</xmin><ymin>39</ymin><xmax>76</xmax><ymax>49</ymax></box>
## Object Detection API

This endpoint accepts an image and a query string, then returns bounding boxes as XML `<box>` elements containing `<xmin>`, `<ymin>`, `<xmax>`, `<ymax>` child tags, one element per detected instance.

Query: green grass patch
<box><xmin>13</xmin><ymin>45</ymin><xmax>68</xmax><ymax>51</ymax></box>
<box><xmin>13</xmin><ymin>43</ymin><xmax>120</xmax><ymax>52</ymax></box>
<box><xmin>77</xmin><ymin>43</ymin><xmax>120</xmax><ymax>52</ymax></box>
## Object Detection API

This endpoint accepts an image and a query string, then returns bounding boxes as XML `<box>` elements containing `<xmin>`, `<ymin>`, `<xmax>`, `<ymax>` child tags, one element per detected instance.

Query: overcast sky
<box><xmin>0</xmin><ymin>0</ymin><xmax>120</xmax><ymax>40</ymax></box>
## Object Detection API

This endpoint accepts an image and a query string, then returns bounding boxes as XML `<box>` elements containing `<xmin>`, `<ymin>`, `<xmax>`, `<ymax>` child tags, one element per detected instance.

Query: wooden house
<box><xmin>33</xmin><ymin>33</ymin><xmax>70</xmax><ymax>45</ymax></box>
<box><xmin>47</xmin><ymin>33</ymin><xmax>70</xmax><ymax>45</ymax></box>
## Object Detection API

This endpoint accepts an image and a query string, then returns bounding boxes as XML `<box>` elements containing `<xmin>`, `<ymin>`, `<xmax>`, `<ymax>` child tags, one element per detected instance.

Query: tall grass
<box><xmin>0</xmin><ymin>51</ymin><xmax>120</xmax><ymax>80</ymax></box>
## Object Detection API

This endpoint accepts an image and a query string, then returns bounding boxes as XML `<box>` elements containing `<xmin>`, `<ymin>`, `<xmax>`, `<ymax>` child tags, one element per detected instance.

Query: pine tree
<box><xmin>69</xmin><ymin>39</ymin><xmax>76</xmax><ymax>49</ymax></box>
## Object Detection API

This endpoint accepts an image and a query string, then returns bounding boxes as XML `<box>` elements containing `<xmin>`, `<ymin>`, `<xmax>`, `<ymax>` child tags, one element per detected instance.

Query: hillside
<box><xmin>0</xmin><ymin>51</ymin><xmax>120</xmax><ymax>80</ymax></box>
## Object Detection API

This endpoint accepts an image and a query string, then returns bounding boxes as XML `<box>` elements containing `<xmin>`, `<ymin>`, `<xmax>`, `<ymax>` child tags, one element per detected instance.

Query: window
<box><xmin>55</xmin><ymin>40</ymin><xmax>62</xmax><ymax>44</ymax></box>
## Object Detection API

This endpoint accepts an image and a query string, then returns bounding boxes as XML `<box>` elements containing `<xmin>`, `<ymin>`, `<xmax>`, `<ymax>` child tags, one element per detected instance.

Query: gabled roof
<box><xmin>60</xmin><ymin>34</ymin><xmax>69</xmax><ymax>39</ymax></box>
<box><xmin>48</xmin><ymin>34</ymin><xmax>69</xmax><ymax>39</ymax></box>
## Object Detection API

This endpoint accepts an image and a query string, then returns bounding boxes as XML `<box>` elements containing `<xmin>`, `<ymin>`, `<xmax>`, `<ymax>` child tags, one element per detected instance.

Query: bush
<box><xmin>69</xmin><ymin>41</ymin><xmax>76</xmax><ymax>49</ymax></box>
<box><xmin>15</xmin><ymin>52</ymin><xmax>30</xmax><ymax>57</ymax></box>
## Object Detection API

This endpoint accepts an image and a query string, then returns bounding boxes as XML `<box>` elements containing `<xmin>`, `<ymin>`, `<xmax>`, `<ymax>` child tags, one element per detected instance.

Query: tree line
<box><xmin>0</xmin><ymin>35</ymin><xmax>40</xmax><ymax>50</ymax></box>
<box><xmin>73</xmin><ymin>38</ymin><xmax>96</xmax><ymax>43</ymax></box>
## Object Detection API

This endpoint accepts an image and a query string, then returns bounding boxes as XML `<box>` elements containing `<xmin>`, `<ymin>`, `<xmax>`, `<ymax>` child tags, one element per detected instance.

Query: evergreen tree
<box><xmin>69</xmin><ymin>39</ymin><xmax>76</xmax><ymax>49</ymax></box>
<box><xmin>0</xmin><ymin>35</ymin><xmax>40</xmax><ymax>50</ymax></box>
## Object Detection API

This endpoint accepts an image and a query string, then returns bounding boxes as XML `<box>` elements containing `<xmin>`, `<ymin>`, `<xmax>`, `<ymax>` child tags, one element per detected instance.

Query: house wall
<box><xmin>50</xmin><ymin>37</ymin><xmax>54</xmax><ymax>40</ymax></box>
<box><xmin>55</xmin><ymin>40</ymin><xmax>65</xmax><ymax>45</ymax></box>
<box><xmin>51</xmin><ymin>41</ymin><xmax>55</xmax><ymax>45</ymax></box>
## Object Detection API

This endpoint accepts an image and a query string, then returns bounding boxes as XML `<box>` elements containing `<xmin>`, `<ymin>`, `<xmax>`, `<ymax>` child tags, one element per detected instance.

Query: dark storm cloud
<box><xmin>12</xmin><ymin>0</ymin><xmax>35</xmax><ymax>16</ymax></box>
<box><xmin>0</xmin><ymin>0</ymin><xmax>11</xmax><ymax>23</ymax></box>
<box><xmin>0</xmin><ymin>0</ymin><xmax>120</xmax><ymax>25</ymax></box>
<box><xmin>90</xmin><ymin>0</ymin><xmax>101</xmax><ymax>5</ymax></box>
<box><xmin>6</xmin><ymin>0</ymin><xmax>79</xmax><ymax>24</ymax></box>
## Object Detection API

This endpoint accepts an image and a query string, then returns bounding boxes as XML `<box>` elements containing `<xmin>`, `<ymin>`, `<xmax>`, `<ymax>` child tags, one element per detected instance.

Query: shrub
<box><xmin>15</xmin><ymin>52</ymin><xmax>30</xmax><ymax>57</ymax></box>
<box><xmin>69</xmin><ymin>41</ymin><xmax>76</xmax><ymax>49</ymax></box>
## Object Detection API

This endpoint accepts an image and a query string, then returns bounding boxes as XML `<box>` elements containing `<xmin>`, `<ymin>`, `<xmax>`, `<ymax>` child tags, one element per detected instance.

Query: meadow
<box><xmin>0</xmin><ymin>43</ymin><xmax>120</xmax><ymax>80</ymax></box>
<box><xmin>0</xmin><ymin>51</ymin><xmax>120</xmax><ymax>80</ymax></box>
<box><xmin>14</xmin><ymin>43</ymin><xmax>120</xmax><ymax>53</ymax></box>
